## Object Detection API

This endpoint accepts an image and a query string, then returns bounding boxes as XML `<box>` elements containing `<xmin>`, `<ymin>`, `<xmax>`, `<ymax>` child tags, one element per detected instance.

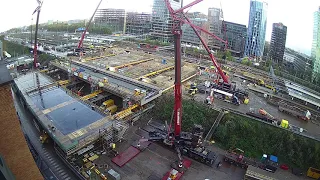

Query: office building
<box><xmin>283</xmin><ymin>49</ymin><xmax>312</xmax><ymax>73</ymax></box>
<box><xmin>181</xmin><ymin>12</ymin><xmax>208</xmax><ymax>47</ymax></box>
<box><xmin>224</xmin><ymin>21</ymin><xmax>247</xmax><ymax>57</ymax></box>
<box><xmin>244</xmin><ymin>0</ymin><xmax>268</xmax><ymax>58</ymax></box>
<box><xmin>269</xmin><ymin>23</ymin><xmax>287</xmax><ymax>65</ymax></box>
<box><xmin>208</xmin><ymin>8</ymin><xmax>223</xmax><ymax>49</ymax></box>
<box><xmin>94</xmin><ymin>9</ymin><xmax>126</xmax><ymax>33</ymax></box>
<box><xmin>312</xmin><ymin>7</ymin><xmax>320</xmax><ymax>77</ymax></box>
<box><xmin>126</xmin><ymin>12</ymin><xmax>152</xmax><ymax>35</ymax></box>
<box><xmin>151</xmin><ymin>0</ymin><xmax>181</xmax><ymax>42</ymax></box>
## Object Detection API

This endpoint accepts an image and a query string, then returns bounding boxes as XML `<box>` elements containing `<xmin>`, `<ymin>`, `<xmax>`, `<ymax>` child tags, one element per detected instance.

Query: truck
<box><xmin>223</xmin><ymin>148</ymin><xmax>278</xmax><ymax>173</ymax></box>
<box><xmin>100</xmin><ymin>99</ymin><xmax>114</xmax><ymax>110</ymax></box>
<box><xmin>244</xmin><ymin>165</ymin><xmax>279</xmax><ymax>180</ymax></box>
<box><xmin>278</xmin><ymin>102</ymin><xmax>311</xmax><ymax>121</ymax></box>
<box><xmin>307</xmin><ymin>167</ymin><xmax>320</xmax><ymax>179</ymax></box>
<box><xmin>104</xmin><ymin>105</ymin><xmax>117</xmax><ymax>114</ymax></box>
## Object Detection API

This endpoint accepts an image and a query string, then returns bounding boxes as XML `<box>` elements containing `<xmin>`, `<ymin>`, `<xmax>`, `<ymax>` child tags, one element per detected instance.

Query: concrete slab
<box><xmin>112</xmin><ymin>146</ymin><xmax>140</xmax><ymax>167</ymax></box>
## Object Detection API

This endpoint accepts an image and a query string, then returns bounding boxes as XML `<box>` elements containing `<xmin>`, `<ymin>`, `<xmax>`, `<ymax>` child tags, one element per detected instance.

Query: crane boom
<box><xmin>163</xmin><ymin>0</ymin><xmax>230</xmax><ymax>138</ymax></box>
<box><xmin>184</xmin><ymin>15</ymin><xmax>229</xmax><ymax>83</ymax></box>
<box><xmin>77</xmin><ymin>0</ymin><xmax>103</xmax><ymax>49</ymax></box>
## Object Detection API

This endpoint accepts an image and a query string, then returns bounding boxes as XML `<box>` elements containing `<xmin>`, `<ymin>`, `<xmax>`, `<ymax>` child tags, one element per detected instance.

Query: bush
<box><xmin>151</xmin><ymin>95</ymin><xmax>320</xmax><ymax>170</ymax></box>
<box><xmin>214</xmin><ymin>113</ymin><xmax>320</xmax><ymax>170</ymax></box>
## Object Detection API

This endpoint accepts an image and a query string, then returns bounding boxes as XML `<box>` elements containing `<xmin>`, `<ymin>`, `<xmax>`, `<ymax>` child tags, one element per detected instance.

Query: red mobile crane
<box><xmin>77</xmin><ymin>0</ymin><xmax>103</xmax><ymax>50</ymax></box>
<box><xmin>164</xmin><ymin>0</ymin><xmax>229</xmax><ymax>139</ymax></box>
<box><xmin>112</xmin><ymin>1</ymin><xmax>230</xmax><ymax>176</ymax></box>
<box><xmin>146</xmin><ymin>0</ymin><xmax>230</xmax><ymax>173</ymax></box>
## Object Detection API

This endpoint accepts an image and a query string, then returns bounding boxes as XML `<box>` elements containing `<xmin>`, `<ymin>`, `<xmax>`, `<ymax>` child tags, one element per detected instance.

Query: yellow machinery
<box><xmin>169</xmin><ymin>169</ymin><xmax>179</xmax><ymax>179</ymax></box>
<box><xmin>100</xmin><ymin>99</ymin><xmax>114</xmax><ymax>110</ymax></box>
<box><xmin>80</xmin><ymin>90</ymin><xmax>103</xmax><ymax>100</ymax></box>
<box><xmin>39</xmin><ymin>131</ymin><xmax>49</xmax><ymax>144</ymax></box>
<box><xmin>105</xmin><ymin>105</ymin><xmax>118</xmax><ymax>115</ymax></box>
<box><xmin>57</xmin><ymin>80</ymin><xmax>69</xmax><ymax>86</ymax></box>
<box><xmin>134</xmin><ymin>89</ymin><xmax>142</xmax><ymax>96</ymax></box>
<box><xmin>114</xmin><ymin>104</ymin><xmax>139</xmax><ymax>119</ymax></box>
<box><xmin>110</xmin><ymin>58</ymin><xmax>154</xmax><ymax>72</ymax></box>
<box><xmin>307</xmin><ymin>167</ymin><xmax>320</xmax><ymax>179</ymax></box>
<box><xmin>188</xmin><ymin>83</ymin><xmax>198</xmax><ymax>96</ymax></box>
<box><xmin>280</xmin><ymin>119</ymin><xmax>289</xmax><ymax>129</ymax></box>
<box><xmin>40</xmin><ymin>69</ymin><xmax>49</xmax><ymax>73</ymax></box>
<box><xmin>137</xmin><ymin>66</ymin><xmax>174</xmax><ymax>80</ymax></box>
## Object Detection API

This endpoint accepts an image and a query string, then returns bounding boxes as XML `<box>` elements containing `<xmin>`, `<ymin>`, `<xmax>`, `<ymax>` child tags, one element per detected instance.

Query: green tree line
<box><xmin>151</xmin><ymin>95</ymin><xmax>320</xmax><ymax>170</ymax></box>
<box><xmin>0</xmin><ymin>35</ymin><xmax>30</xmax><ymax>57</ymax></box>
<box><xmin>33</xmin><ymin>23</ymin><xmax>113</xmax><ymax>35</ymax></box>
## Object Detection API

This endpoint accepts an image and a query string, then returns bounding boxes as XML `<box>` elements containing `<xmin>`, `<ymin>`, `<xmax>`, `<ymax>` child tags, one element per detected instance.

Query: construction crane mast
<box><xmin>32</xmin><ymin>0</ymin><xmax>43</xmax><ymax>68</ymax></box>
<box><xmin>77</xmin><ymin>0</ymin><xmax>103</xmax><ymax>49</ymax></box>
<box><xmin>164</xmin><ymin>0</ymin><xmax>229</xmax><ymax>138</ymax></box>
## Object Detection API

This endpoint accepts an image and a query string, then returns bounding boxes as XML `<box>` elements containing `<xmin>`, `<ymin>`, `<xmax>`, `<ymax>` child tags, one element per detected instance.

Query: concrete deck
<box><xmin>14</xmin><ymin>72</ymin><xmax>114</xmax><ymax>155</ymax></box>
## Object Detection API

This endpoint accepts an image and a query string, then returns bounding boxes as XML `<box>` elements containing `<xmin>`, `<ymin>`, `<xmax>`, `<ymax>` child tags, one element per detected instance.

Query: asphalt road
<box><xmin>13</xmin><ymin>90</ymin><xmax>78</xmax><ymax>180</ymax></box>
<box><xmin>189</xmin><ymin>75</ymin><xmax>320</xmax><ymax>141</ymax></box>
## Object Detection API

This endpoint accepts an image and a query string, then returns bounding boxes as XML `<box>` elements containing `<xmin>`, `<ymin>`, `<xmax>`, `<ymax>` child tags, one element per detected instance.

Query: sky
<box><xmin>0</xmin><ymin>0</ymin><xmax>319</xmax><ymax>55</ymax></box>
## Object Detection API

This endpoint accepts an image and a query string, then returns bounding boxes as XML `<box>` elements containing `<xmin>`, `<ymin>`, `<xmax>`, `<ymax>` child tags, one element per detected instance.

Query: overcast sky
<box><xmin>0</xmin><ymin>0</ymin><xmax>319</xmax><ymax>55</ymax></box>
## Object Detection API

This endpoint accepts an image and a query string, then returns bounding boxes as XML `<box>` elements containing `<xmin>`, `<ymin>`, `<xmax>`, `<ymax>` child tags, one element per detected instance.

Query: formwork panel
<box><xmin>112</xmin><ymin>146</ymin><xmax>140</xmax><ymax>167</ymax></box>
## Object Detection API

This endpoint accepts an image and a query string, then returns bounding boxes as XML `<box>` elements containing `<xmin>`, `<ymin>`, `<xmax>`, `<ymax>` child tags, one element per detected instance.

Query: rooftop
<box><xmin>14</xmin><ymin>73</ymin><xmax>113</xmax><ymax>154</ymax></box>
<box><xmin>0</xmin><ymin>61</ymin><xmax>12</xmax><ymax>84</ymax></box>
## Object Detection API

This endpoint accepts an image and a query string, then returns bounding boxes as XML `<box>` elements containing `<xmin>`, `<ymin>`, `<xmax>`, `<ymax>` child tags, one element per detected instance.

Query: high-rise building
<box><xmin>269</xmin><ymin>23</ymin><xmax>287</xmax><ymax>65</ymax></box>
<box><xmin>244</xmin><ymin>0</ymin><xmax>268</xmax><ymax>58</ymax></box>
<box><xmin>181</xmin><ymin>12</ymin><xmax>208</xmax><ymax>47</ymax></box>
<box><xmin>208</xmin><ymin>8</ymin><xmax>223</xmax><ymax>49</ymax></box>
<box><xmin>312</xmin><ymin>7</ymin><xmax>320</xmax><ymax>76</ymax></box>
<box><xmin>224</xmin><ymin>21</ymin><xmax>247</xmax><ymax>57</ymax></box>
<box><xmin>94</xmin><ymin>9</ymin><xmax>126</xmax><ymax>33</ymax></box>
<box><xmin>151</xmin><ymin>0</ymin><xmax>181</xmax><ymax>42</ymax></box>
<box><xmin>126</xmin><ymin>12</ymin><xmax>152</xmax><ymax>35</ymax></box>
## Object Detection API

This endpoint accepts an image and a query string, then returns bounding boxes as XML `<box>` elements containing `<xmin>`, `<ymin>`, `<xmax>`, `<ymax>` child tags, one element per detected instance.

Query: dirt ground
<box><xmin>92</xmin><ymin>113</ymin><xmax>311</xmax><ymax>180</ymax></box>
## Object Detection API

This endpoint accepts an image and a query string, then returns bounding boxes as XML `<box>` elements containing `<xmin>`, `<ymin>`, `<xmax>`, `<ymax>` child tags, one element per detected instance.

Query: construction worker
<box><xmin>216</xmin><ymin>161</ymin><xmax>222</xmax><ymax>168</ymax></box>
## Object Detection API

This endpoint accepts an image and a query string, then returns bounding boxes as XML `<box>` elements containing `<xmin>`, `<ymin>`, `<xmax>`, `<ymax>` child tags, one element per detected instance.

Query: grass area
<box><xmin>151</xmin><ymin>95</ymin><xmax>320</xmax><ymax>170</ymax></box>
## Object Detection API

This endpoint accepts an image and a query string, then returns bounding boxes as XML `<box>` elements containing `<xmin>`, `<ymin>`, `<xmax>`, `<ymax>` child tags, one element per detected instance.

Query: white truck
<box><xmin>278</xmin><ymin>102</ymin><xmax>311</xmax><ymax>121</ymax></box>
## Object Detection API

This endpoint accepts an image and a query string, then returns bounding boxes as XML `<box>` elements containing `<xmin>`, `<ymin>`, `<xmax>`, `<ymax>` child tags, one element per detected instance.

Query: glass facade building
<box><xmin>312</xmin><ymin>7</ymin><xmax>320</xmax><ymax>77</ymax></box>
<box><xmin>151</xmin><ymin>0</ymin><xmax>181</xmax><ymax>42</ymax></box>
<box><xmin>244</xmin><ymin>0</ymin><xmax>268</xmax><ymax>58</ymax></box>
<box><xmin>269</xmin><ymin>23</ymin><xmax>287</xmax><ymax>65</ymax></box>
<box><xmin>182</xmin><ymin>12</ymin><xmax>208</xmax><ymax>47</ymax></box>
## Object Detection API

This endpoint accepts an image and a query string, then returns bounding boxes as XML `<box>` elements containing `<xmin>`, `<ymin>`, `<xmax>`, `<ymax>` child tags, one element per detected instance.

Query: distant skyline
<box><xmin>1</xmin><ymin>0</ymin><xmax>319</xmax><ymax>55</ymax></box>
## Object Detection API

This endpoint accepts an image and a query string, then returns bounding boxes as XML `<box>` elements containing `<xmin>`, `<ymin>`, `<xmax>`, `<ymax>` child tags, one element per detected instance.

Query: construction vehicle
<box><xmin>138</xmin><ymin>43</ymin><xmax>159</xmax><ymax>52</ymax></box>
<box><xmin>130</xmin><ymin>0</ymin><xmax>232</xmax><ymax>178</ymax></box>
<box><xmin>244</xmin><ymin>165</ymin><xmax>278</xmax><ymax>180</ymax></box>
<box><xmin>307</xmin><ymin>167</ymin><xmax>320</xmax><ymax>179</ymax></box>
<box><xmin>104</xmin><ymin>105</ymin><xmax>117</xmax><ymax>115</ymax></box>
<box><xmin>100</xmin><ymin>99</ymin><xmax>114</xmax><ymax>110</ymax></box>
<box><xmin>39</xmin><ymin>131</ymin><xmax>49</xmax><ymax>144</ymax></box>
<box><xmin>76</xmin><ymin>0</ymin><xmax>103</xmax><ymax>52</ymax></box>
<box><xmin>278</xmin><ymin>102</ymin><xmax>311</xmax><ymax>121</ymax></box>
<box><xmin>223</xmin><ymin>148</ymin><xmax>278</xmax><ymax>173</ymax></box>
<box><xmin>188</xmin><ymin>83</ymin><xmax>198</xmax><ymax>96</ymax></box>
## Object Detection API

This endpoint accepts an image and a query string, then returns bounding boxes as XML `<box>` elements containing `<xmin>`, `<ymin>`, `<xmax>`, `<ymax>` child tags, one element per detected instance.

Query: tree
<box><xmin>225</xmin><ymin>50</ymin><xmax>235</xmax><ymax>61</ymax></box>
<box><xmin>241</xmin><ymin>57</ymin><xmax>249</xmax><ymax>65</ymax></box>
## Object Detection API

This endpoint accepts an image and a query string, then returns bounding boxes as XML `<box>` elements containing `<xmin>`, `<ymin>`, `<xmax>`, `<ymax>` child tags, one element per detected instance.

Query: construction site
<box><xmin>4</xmin><ymin>0</ymin><xmax>320</xmax><ymax>179</ymax></box>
